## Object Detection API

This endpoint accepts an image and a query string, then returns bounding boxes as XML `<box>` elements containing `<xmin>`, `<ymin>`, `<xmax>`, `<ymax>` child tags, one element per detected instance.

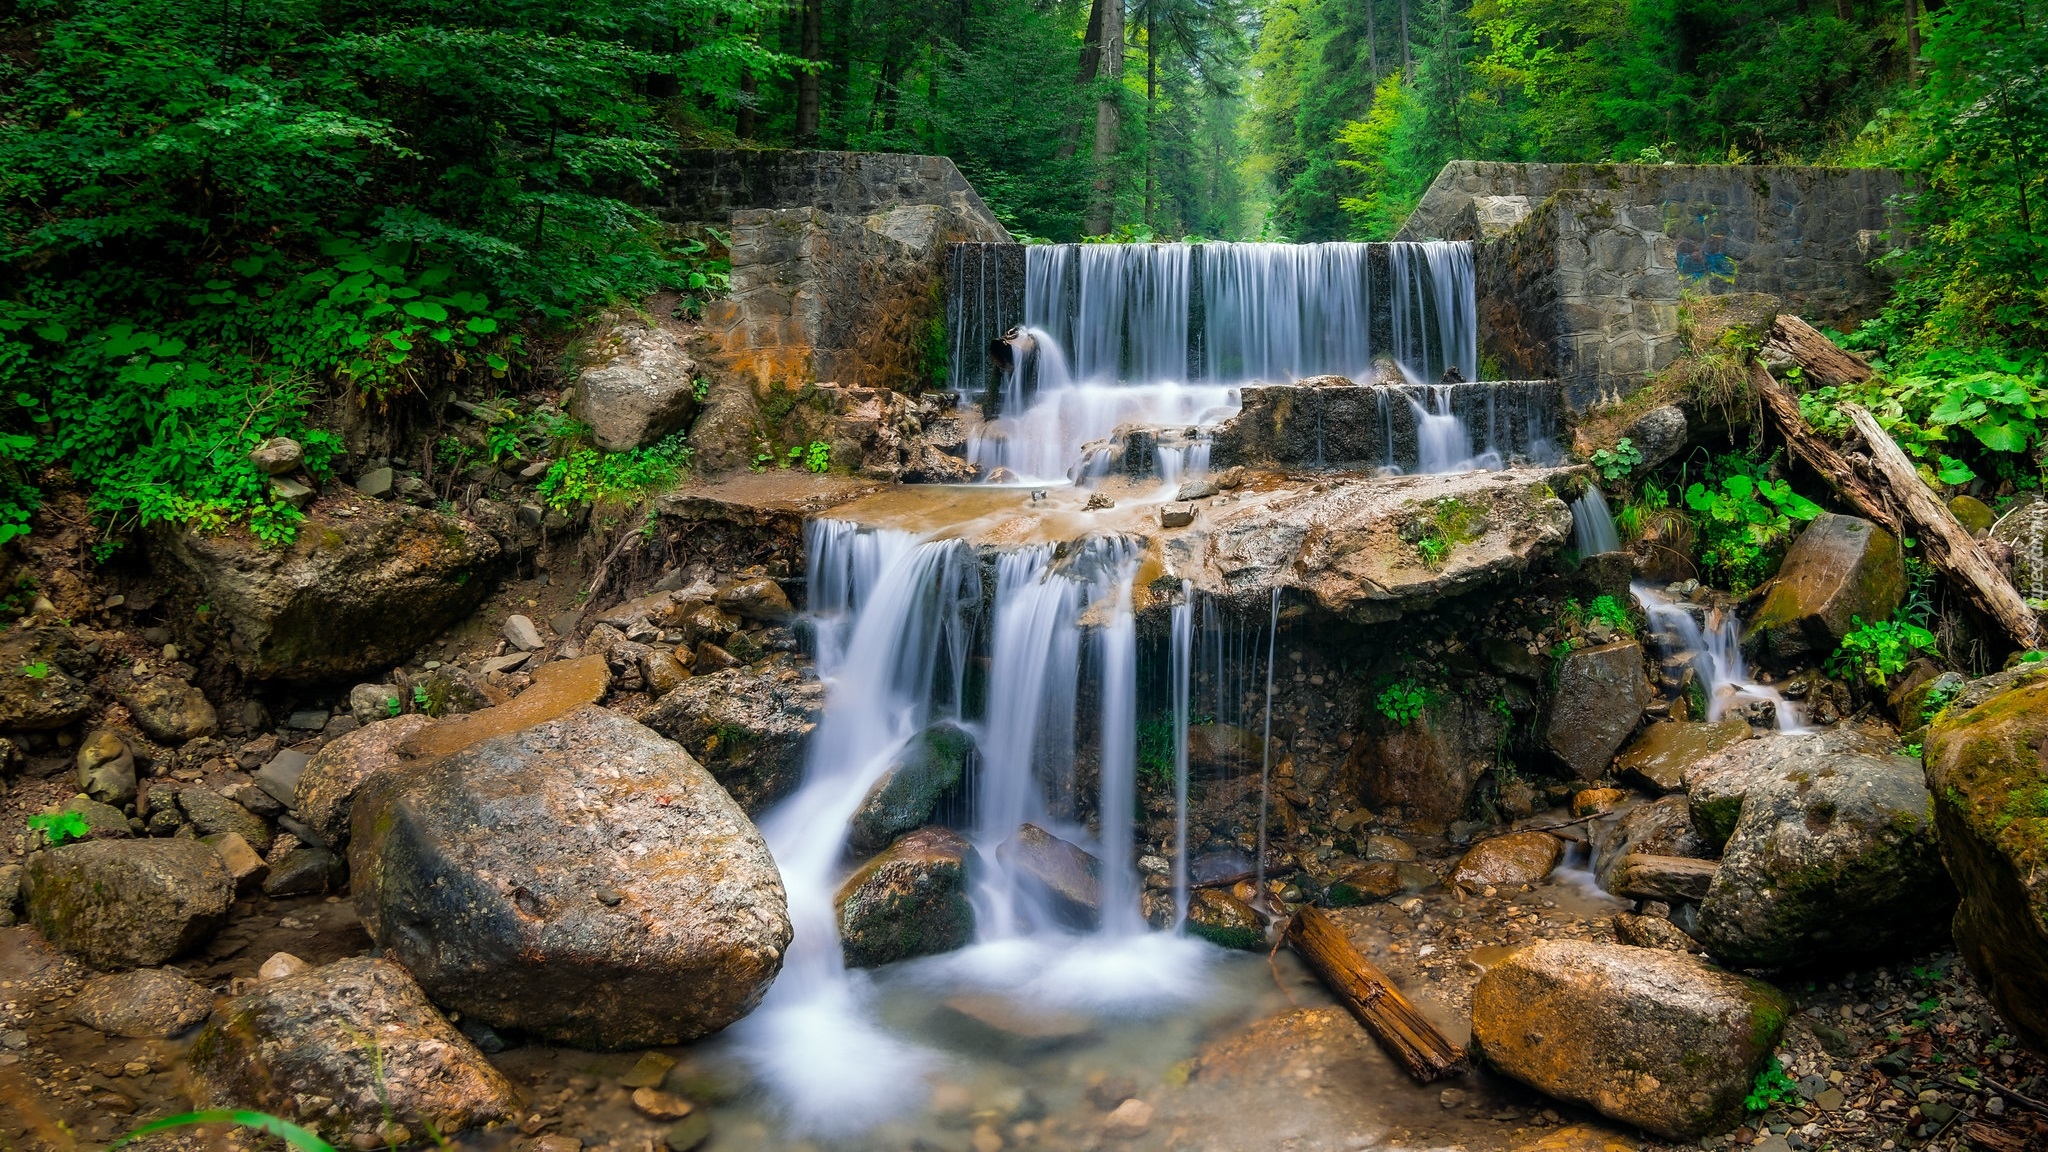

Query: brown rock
<box><xmin>1613</xmin><ymin>912</ymin><xmax>1698</xmax><ymax>952</ymax></box>
<box><xmin>1471</xmin><ymin>940</ymin><xmax>1789</xmax><ymax>1139</ymax></box>
<box><xmin>836</xmin><ymin>826</ymin><xmax>978</xmax><ymax>968</ymax></box>
<box><xmin>23</xmin><ymin>838</ymin><xmax>233</xmax><ymax>967</ymax></box>
<box><xmin>108</xmin><ymin>672</ymin><xmax>218</xmax><ymax>743</ymax></box>
<box><xmin>203</xmin><ymin>832</ymin><xmax>269</xmax><ymax>894</ymax></box>
<box><xmin>1450</xmin><ymin>831</ymin><xmax>1562</xmax><ymax>889</ymax></box>
<box><xmin>293</xmin><ymin>714</ymin><xmax>436</xmax><ymax>847</ymax></box>
<box><xmin>187</xmin><ymin>956</ymin><xmax>517</xmax><ymax>1139</ymax></box>
<box><xmin>69</xmin><ymin>968</ymin><xmax>214</xmax><ymax>1037</ymax></box>
<box><xmin>631</xmin><ymin>1087</ymin><xmax>695</xmax><ymax>1121</ymax></box>
<box><xmin>1571</xmin><ymin>787</ymin><xmax>1626</xmax><ymax>816</ymax></box>
<box><xmin>716</xmin><ymin>577</ymin><xmax>793</xmax><ymax>622</ymax></box>
<box><xmin>1614</xmin><ymin>720</ymin><xmax>1751</xmax><ymax>793</ymax></box>
<box><xmin>1744</xmin><ymin>513</ymin><xmax>1904</xmax><ymax>665</ymax></box>
<box><xmin>1611</xmin><ymin>854</ymin><xmax>1718</xmax><ymax>902</ymax></box>
<box><xmin>397</xmin><ymin>653</ymin><xmax>612</xmax><ymax>762</ymax></box>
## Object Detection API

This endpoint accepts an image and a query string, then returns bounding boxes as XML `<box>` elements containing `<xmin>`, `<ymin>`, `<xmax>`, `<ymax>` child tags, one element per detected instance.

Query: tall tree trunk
<box><xmin>1086</xmin><ymin>0</ymin><xmax>1125</xmax><ymax>236</ymax></box>
<box><xmin>1058</xmin><ymin>0</ymin><xmax>1109</xmax><ymax>161</ymax></box>
<box><xmin>796</xmin><ymin>0</ymin><xmax>823</xmax><ymax>143</ymax></box>
<box><xmin>1834</xmin><ymin>0</ymin><xmax>1852</xmax><ymax>18</ymax></box>
<box><xmin>737</xmin><ymin>70</ymin><xmax>758</xmax><ymax>138</ymax></box>
<box><xmin>826</xmin><ymin>0</ymin><xmax>855</xmax><ymax>132</ymax></box>
<box><xmin>1366</xmin><ymin>0</ymin><xmax>1378</xmax><ymax>79</ymax></box>
<box><xmin>1145</xmin><ymin>1</ymin><xmax>1156</xmax><ymax>227</ymax></box>
<box><xmin>1399</xmin><ymin>0</ymin><xmax>1410</xmax><ymax>74</ymax></box>
<box><xmin>1905</xmin><ymin>0</ymin><xmax>1921</xmax><ymax>85</ymax></box>
<box><xmin>878</xmin><ymin>51</ymin><xmax>904</xmax><ymax>136</ymax></box>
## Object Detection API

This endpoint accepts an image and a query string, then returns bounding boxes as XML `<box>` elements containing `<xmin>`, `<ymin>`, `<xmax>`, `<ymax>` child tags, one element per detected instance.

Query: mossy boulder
<box><xmin>1923</xmin><ymin>669</ymin><xmax>2048</xmax><ymax>1048</ymax></box>
<box><xmin>835</xmin><ymin>826</ymin><xmax>977</xmax><ymax>968</ymax></box>
<box><xmin>1743</xmin><ymin>513</ymin><xmax>1903</xmax><ymax>665</ymax></box>
<box><xmin>643</xmin><ymin>659</ymin><xmax>823</xmax><ymax>814</ymax></box>
<box><xmin>22</xmin><ymin>838</ymin><xmax>233</xmax><ymax>967</ymax></box>
<box><xmin>1543</xmin><ymin>640</ymin><xmax>1652</xmax><ymax>779</ymax></box>
<box><xmin>847</xmin><ymin>721</ymin><xmax>974</xmax><ymax>855</ymax></box>
<box><xmin>1696</xmin><ymin>747</ymin><xmax>1953</xmax><ymax>968</ymax></box>
<box><xmin>1184</xmin><ymin>888</ymin><xmax>1265</xmax><ymax>950</ymax></box>
<box><xmin>1683</xmin><ymin>727</ymin><xmax>1896</xmax><ymax>848</ymax></box>
<box><xmin>1471</xmin><ymin>940</ymin><xmax>1789</xmax><ymax>1140</ymax></box>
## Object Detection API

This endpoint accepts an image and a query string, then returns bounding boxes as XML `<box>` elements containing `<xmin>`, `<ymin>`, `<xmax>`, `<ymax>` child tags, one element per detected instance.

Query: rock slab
<box><xmin>1544</xmin><ymin>641</ymin><xmax>1652</xmax><ymax>778</ymax></box>
<box><xmin>188</xmin><ymin>956</ymin><xmax>518</xmax><ymax>1140</ymax></box>
<box><xmin>69</xmin><ymin>968</ymin><xmax>215</xmax><ymax>1038</ymax></box>
<box><xmin>1471</xmin><ymin>940</ymin><xmax>1789</xmax><ymax>1139</ymax></box>
<box><xmin>350</xmin><ymin>706</ymin><xmax>790</xmax><ymax>1048</ymax></box>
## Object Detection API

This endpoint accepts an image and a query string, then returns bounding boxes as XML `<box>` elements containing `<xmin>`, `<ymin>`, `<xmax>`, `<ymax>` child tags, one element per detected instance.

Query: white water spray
<box><xmin>1632</xmin><ymin>583</ymin><xmax>1806</xmax><ymax>731</ymax></box>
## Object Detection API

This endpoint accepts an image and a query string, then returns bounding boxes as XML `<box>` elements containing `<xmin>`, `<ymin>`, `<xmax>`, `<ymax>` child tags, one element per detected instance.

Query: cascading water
<box><xmin>1633</xmin><ymin>583</ymin><xmax>1806</xmax><ymax>731</ymax></box>
<box><xmin>1573</xmin><ymin>485</ymin><xmax>1622</xmax><ymax>555</ymax></box>
<box><xmin>963</xmin><ymin>240</ymin><xmax>1485</xmax><ymax>484</ymax></box>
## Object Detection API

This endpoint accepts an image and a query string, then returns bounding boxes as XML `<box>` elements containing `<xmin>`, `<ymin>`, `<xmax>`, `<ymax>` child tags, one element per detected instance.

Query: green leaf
<box><xmin>33</xmin><ymin>323</ymin><xmax>67</xmax><ymax>342</ymax></box>
<box><xmin>465</xmin><ymin>316</ymin><xmax>498</xmax><ymax>334</ymax></box>
<box><xmin>402</xmin><ymin>301</ymin><xmax>447</xmax><ymax>321</ymax></box>
<box><xmin>1972</xmin><ymin>420</ymin><xmax>2032</xmax><ymax>452</ymax></box>
<box><xmin>112</xmin><ymin>1110</ymin><xmax>338</xmax><ymax>1152</ymax></box>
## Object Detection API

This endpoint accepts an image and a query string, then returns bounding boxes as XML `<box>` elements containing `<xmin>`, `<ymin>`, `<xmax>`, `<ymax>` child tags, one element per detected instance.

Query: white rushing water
<box><xmin>1572</xmin><ymin>485</ymin><xmax>1622</xmax><ymax>556</ymax></box>
<box><xmin>1632</xmin><ymin>583</ymin><xmax>1806</xmax><ymax>731</ymax></box>
<box><xmin>966</xmin><ymin>240</ymin><xmax>1483</xmax><ymax>484</ymax></box>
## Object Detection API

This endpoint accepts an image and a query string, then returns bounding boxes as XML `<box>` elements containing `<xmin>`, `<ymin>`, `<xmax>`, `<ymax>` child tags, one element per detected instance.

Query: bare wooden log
<box><xmin>1750</xmin><ymin>362</ymin><xmax>1902</xmax><ymax>537</ymax></box>
<box><xmin>1763</xmin><ymin>315</ymin><xmax>1874</xmax><ymax>387</ymax></box>
<box><xmin>1612</xmin><ymin>854</ymin><xmax>1719</xmax><ymax>902</ymax></box>
<box><xmin>1284</xmin><ymin>906</ymin><xmax>1465</xmax><ymax>1082</ymax></box>
<box><xmin>1844</xmin><ymin>404</ymin><xmax>2043</xmax><ymax>648</ymax></box>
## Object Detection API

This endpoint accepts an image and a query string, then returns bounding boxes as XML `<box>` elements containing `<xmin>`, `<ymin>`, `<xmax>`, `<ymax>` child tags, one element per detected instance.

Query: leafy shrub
<box><xmin>1376</xmin><ymin>681</ymin><xmax>1431</xmax><ymax>727</ymax></box>
<box><xmin>1589</xmin><ymin>437</ymin><xmax>1643</xmax><ymax>482</ymax></box>
<box><xmin>1412</xmin><ymin>496</ymin><xmax>1481</xmax><ymax>570</ymax></box>
<box><xmin>1744</xmin><ymin>1060</ymin><xmax>1800</xmax><ymax>1114</ymax></box>
<box><xmin>1829</xmin><ymin>616</ymin><xmax>1938</xmax><ymax>688</ymax></box>
<box><xmin>27</xmin><ymin>810</ymin><xmax>90</xmax><ymax>845</ymax></box>
<box><xmin>1587</xmin><ymin>594</ymin><xmax>1633</xmax><ymax>635</ymax></box>
<box><xmin>539</xmin><ymin>432</ymin><xmax>694</xmax><ymax>510</ymax></box>
<box><xmin>1682</xmin><ymin>455</ymin><xmax>1823</xmax><ymax>592</ymax></box>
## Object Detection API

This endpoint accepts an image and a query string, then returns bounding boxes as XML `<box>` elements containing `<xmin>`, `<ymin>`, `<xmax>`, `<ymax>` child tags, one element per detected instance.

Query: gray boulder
<box><xmin>1543</xmin><ymin>640</ymin><xmax>1652</xmax><ymax>778</ymax></box>
<box><xmin>177</xmin><ymin>784</ymin><xmax>273</xmax><ymax>853</ymax></box>
<box><xmin>1697</xmin><ymin>745</ymin><xmax>1953</xmax><ymax>968</ymax></box>
<box><xmin>572</xmin><ymin>320</ymin><xmax>700</xmax><ymax>451</ymax></box>
<box><xmin>1623</xmin><ymin>404</ymin><xmax>1689</xmax><ymax>470</ymax></box>
<box><xmin>0</xmin><ymin>632</ymin><xmax>94</xmax><ymax>731</ymax></box>
<box><xmin>1471</xmin><ymin>940</ymin><xmax>1789</xmax><ymax>1139</ymax></box>
<box><xmin>151</xmin><ymin>499</ymin><xmax>500</xmax><ymax>682</ymax></box>
<box><xmin>23</xmin><ymin>839</ymin><xmax>233</xmax><ymax>967</ymax></box>
<box><xmin>350</xmin><ymin>706</ymin><xmax>790</xmax><ymax>1049</ymax></box>
<box><xmin>848</xmin><ymin>721</ymin><xmax>973</xmax><ymax>854</ymax></box>
<box><xmin>1684</xmin><ymin>726</ymin><xmax>1895</xmax><ymax>847</ymax></box>
<box><xmin>109</xmin><ymin>671</ymin><xmax>218</xmax><ymax>742</ymax></box>
<box><xmin>836</xmin><ymin>826</ymin><xmax>978</xmax><ymax>968</ymax></box>
<box><xmin>293</xmin><ymin>714</ymin><xmax>435</xmax><ymax>847</ymax></box>
<box><xmin>1744</xmin><ymin>514</ymin><xmax>1903</xmax><ymax>665</ymax></box>
<box><xmin>75</xmin><ymin>728</ymin><xmax>137</xmax><ymax>806</ymax></box>
<box><xmin>996</xmin><ymin>823</ymin><xmax>1100</xmax><ymax>928</ymax></box>
<box><xmin>188</xmin><ymin>956</ymin><xmax>518</xmax><ymax>1141</ymax></box>
<box><xmin>69</xmin><ymin>968</ymin><xmax>214</xmax><ymax>1037</ymax></box>
<box><xmin>643</xmin><ymin>660</ymin><xmax>823</xmax><ymax>814</ymax></box>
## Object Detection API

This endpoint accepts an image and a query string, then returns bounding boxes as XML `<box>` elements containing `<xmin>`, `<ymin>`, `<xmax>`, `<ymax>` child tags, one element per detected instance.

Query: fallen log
<box><xmin>1749</xmin><ymin>361</ymin><xmax>1901</xmax><ymax>537</ymax></box>
<box><xmin>1611</xmin><ymin>854</ymin><xmax>1719</xmax><ymax>903</ymax></box>
<box><xmin>1844</xmin><ymin>404</ymin><xmax>2042</xmax><ymax>649</ymax></box>
<box><xmin>1762</xmin><ymin>315</ymin><xmax>1874</xmax><ymax>388</ymax></box>
<box><xmin>1284</xmin><ymin>906</ymin><xmax>1465</xmax><ymax>1082</ymax></box>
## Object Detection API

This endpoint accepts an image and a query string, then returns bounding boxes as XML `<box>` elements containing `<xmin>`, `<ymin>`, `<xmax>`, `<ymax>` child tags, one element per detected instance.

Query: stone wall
<box><xmin>1402</xmin><ymin>162</ymin><xmax>1907</xmax><ymax>408</ymax></box>
<box><xmin>672</xmin><ymin>150</ymin><xmax>1009</xmax><ymax>394</ymax></box>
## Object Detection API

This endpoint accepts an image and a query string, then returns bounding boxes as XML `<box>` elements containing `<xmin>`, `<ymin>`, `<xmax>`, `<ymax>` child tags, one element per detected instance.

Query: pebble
<box><xmin>620</xmin><ymin>1050</ymin><xmax>677</xmax><ymax>1089</ymax></box>
<box><xmin>259</xmin><ymin>952</ymin><xmax>309</xmax><ymax>981</ymax></box>
<box><xmin>1102</xmin><ymin>1098</ymin><xmax>1154</xmax><ymax>1138</ymax></box>
<box><xmin>630</xmin><ymin>1086</ymin><xmax>694</xmax><ymax>1120</ymax></box>
<box><xmin>663</xmin><ymin>1113</ymin><xmax>711</xmax><ymax>1152</ymax></box>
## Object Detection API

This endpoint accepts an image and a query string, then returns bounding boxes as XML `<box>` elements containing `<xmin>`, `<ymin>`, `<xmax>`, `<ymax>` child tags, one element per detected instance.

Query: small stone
<box><xmin>693</xmin><ymin>641</ymin><xmax>739</xmax><ymax>671</ymax></box>
<box><xmin>348</xmin><ymin>684</ymin><xmax>402</xmax><ymax>724</ymax></box>
<box><xmin>76</xmin><ymin>728</ymin><xmax>137</xmax><ymax>806</ymax></box>
<box><xmin>630</xmin><ymin>1086</ymin><xmax>694</xmax><ymax>1121</ymax></box>
<box><xmin>259</xmin><ymin>952</ymin><xmax>310</xmax><ymax>981</ymax></box>
<box><xmin>663</xmin><ymin>1112</ymin><xmax>712</xmax><ymax>1152</ymax></box>
<box><xmin>203</xmin><ymin>832</ymin><xmax>269</xmax><ymax>893</ymax></box>
<box><xmin>263</xmin><ymin>845</ymin><xmax>341</xmax><ymax>897</ymax></box>
<box><xmin>1364</xmin><ymin>834</ymin><xmax>1417</xmax><ymax>862</ymax></box>
<box><xmin>503</xmin><ymin>615</ymin><xmax>544</xmax><ymax>652</ymax></box>
<box><xmin>287</xmin><ymin>710</ymin><xmax>329</xmax><ymax>731</ymax></box>
<box><xmin>1217</xmin><ymin>466</ymin><xmax>1245</xmax><ymax>489</ymax></box>
<box><xmin>1084</xmin><ymin>492</ymin><xmax>1116</xmax><ymax>511</ymax></box>
<box><xmin>68</xmin><ymin>969</ymin><xmax>214</xmax><ymax>1038</ymax></box>
<box><xmin>1176</xmin><ymin>478</ymin><xmax>1221</xmax><ymax>501</ymax></box>
<box><xmin>1102</xmin><ymin>1098</ymin><xmax>1154</xmax><ymax>1138</ymax></box>
<box><xmin>1814</xmin><ymin>1088</ymin><xmax>1843</xmax><ymax>1112</ymax></box>
<box><xmin>1572</xmin><ymin>787</ymin><xmax>1626</xmax><ymax>816</ymax></box>
<box><xmin>355</xmin><ymin>467</ymin><xmax>394</xmax><ymax>498</ymax></box>
<box><xmin>255</xmin><ymin>750</ymin><xmax>310</xmax><ymax>807</ymax></box>
<box><xmin>534</xmin><ymin>1135</ymin><xmax>583</xmax><ymax>1152</ymax></box>
<box><xmin>1159</xmin><ymin>502</ymin><xmax>1196</xmax><ymax>528</ymax></box>
<box><xmin>250</xmin><ymin>437</ymin><xmax>303</xmax><ymax>475</ymax></box>
<box><xmin>1439</xmin><ymin>1088</ymin><xmax>1469</xmax><ymax>1109</ymax></box>
<box><xmin>620</xmin><ymin>1050</ymin><xmax>678</xmax><ymax>1089</ymax></box>
<box><xmin>270</xmin><ymin>476</ymin><xmax>315</xmax><ymax>508</ymax></box>
<box><xmin>972</xmin><ymin>1124</ymin><xmax>1004</xmax><ymax>1152</ymax></box>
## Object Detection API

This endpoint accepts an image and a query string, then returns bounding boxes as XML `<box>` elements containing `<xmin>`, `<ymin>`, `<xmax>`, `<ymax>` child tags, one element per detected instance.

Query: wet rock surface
<box><xmin>847</xmin><ymin>721</ymin><xmax>973</xmax><ymax>854</ymax></box>
<box><xmin>350</xmin><ymin>705</ymin><xmax>790</xmax><ymax>1048</ymax></box>
<box><xmin>835</xmin><ymin>825</ymin><xmax>978</xmax><ymax>967</ymax></box>
<box><xmin>1471</xmin><ymin>940</ymin><xmax>1789</xmax><ymax>1138</ymax></box>
<box><xmin>1615</xmin><ymin>719</ymin><xmax>1751</xmax><ymax>793</ymax></box>
<box><xmin>67</xmin><ymin>967</ymin><xmax>214</xmax><ymax>1038</ymax></box>
<box><xmin>643</xmin><ymin>657</ymin><xmax>822</xmax><ymax>814</ymax></box>
<box><xmin>1744</xmin><ymin>513</ymin><xmax>1904</xmax><ymax>665</ymax></box>
<box><xmin>292</xmin><ymin>713</ymin><xmax>435</xmax><ymax>847</ymax></box>
<box><xmin>187</xmin><ymin>955</ymin><xmax>519</xmax><ymax>1139</ymax></box>
<box><xmin>1543</xmin><ymin>641</ymin><xmax>1651</xmax><ymax>778</ymax></box>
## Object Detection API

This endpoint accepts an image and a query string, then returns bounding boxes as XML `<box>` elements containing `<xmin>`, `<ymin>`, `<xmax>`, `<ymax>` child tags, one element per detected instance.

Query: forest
<box><xmin>0</xmin><ymin>0</ymin><xmax>2043</xmax><ymax>548</ymax></box>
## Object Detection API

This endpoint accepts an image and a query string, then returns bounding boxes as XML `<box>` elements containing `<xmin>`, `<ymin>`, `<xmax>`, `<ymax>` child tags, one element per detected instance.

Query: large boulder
<box><xmin>1744</xmin><ymin>513</ymin><xmax>1903</xmax><ymax>664</ymax></box>
<box><xmin>22</xmin><ymin>839</ymin><xmax>233</xmax><ymax>967</ymax></box>
<box><xmin>1450</xmin><ymin>831</ymin><xmax>1563</xmax><ymax>890</ymax></box>
<box><xmin>188</xmin><ymin>956</ymin><xmax>518</xmax><ymax>1141</ymax></box>
<box><xmin>571</xmin><ymin>318</ymin><xmax>700</xmax><ymax>451</ymax></box>
<box><xmin>1344</xmin><ymin>691</ymin><xmax>1505</xmax><ymax>832</ymax></box>
<box><xmin>1696</xmin><ymin>746</ymin><xmax>1953</xmax><ymax>967</ymax></box>
<box><xmin>1543</xmin><ymin>641</ymin><xmax>1652</xmax><ymax>779</ymax></box>
<box><xmin>643</xmin><ymin>660</ymin><xmax>823</xmax><ymax>814</ymax></box>
<box><xmin>1683</xmin><ymin>726</ymin><xmax>1894</xmax><ymax>848</ymax></box>
<box><xmin>1615</xmin><ymin>720</ymin><xmax>1752</xmax><ymax>793</ymax></box>
<box><xmin>1471</xmin><ymin>940</ymin><xmax>1790</xmax><ymax>1139</ymax></box>
<box><xmin>350</xmin><ymin>705</ymin><xmax>790</xmax><ymax>1048</ymax></box>
<box><xmin>835</xmin><ymin>826</ymin><xmax>978</xmax><ymax>968</ymax></box>
<box><xmin>293</xmin><ymin>714</ymin><xmax>436</xmax><ymax>847</ymax></box>
<box><xmin>1923</xmin><ymin>668</ymin><xmax>2048</xmax><ymax>1047</ymax></box>
<box><xmin>0</xmin><ymin>631</ymin><xmax>94</xmax><ymax>731</ymax></box>
<box><xmin>847</xmin><ymin>721</ymin><xmax>973</xmax><ymax>854</ymax></box>
<box><xmin>152</xmin><ymin>500</ymin><xmax>500</xmax><ymax>682</ymax></box>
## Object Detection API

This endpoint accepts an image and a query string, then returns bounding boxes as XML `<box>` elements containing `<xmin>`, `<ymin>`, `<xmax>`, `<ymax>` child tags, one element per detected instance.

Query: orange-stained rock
<box><xmin>398</xmin><ymin>654</ymin><xmax>611</xmax><ymax>761</ymax></box>
<box><xmin>1449</xmin><ymin>831</ymin><xmax>1563</xmax><ymax>889</ymax></box>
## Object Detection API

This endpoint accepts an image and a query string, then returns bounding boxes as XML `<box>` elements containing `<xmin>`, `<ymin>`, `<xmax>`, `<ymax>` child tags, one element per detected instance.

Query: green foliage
<box><xmin>1829</xmin><ymin>615</ymin><xmax>1938</xmax><ymax>688</ymax></box>
<box><xmin>1376</xmin><ymin>680</ymin><xmax>1431</xmax><ymax>727</ymax></box>
<box><xmin>18</xmin><ymin>662</ymin><xmax>48</xmax><ymax>679</ymax></box>
<box><xmin>1587</xmin><ymin>594</ymin><xmax>1633</xmax><ymax>635</ymax></box>
<box><xmin>1589</xmin><ymin>438</ymin><xmax>1643</xmax><ymax>483</ymax></box>
<box><xmin>1744</xmin><ymin>1060</ymin><xmax>1800</xmax><ymax>1115</ymax></box>
<box><xmin>539</xmin><ymin>432</ymin><xmax>694</xmax><ymax>510</ymax></box>
<box><xmin>28</xmin><ymin>810</ymin><xmax>90</xmax><ymax>845</ymax></box>
<box><xmin>1412</xmin><ymin>495</ymin><xmax>1480</xmax><ymax>570</ymax></box>
<box><xmin>1801</xmin><ymin>348</ymin><xmax>2047</xmax><ymax>490</ymax></box>
<box><xmin>1</xmin><ymin>0</ymin><xmax>785</xmax><ymax>550</ymax></box>
<box><xmin>1921</xmin><ymin>678</ymin><xmax>1963</xmax><ymax>724</ymax></box>
<box><xmin>1682</xmin><ymin>455</ymin><xmax>1823</xmax><ymax>593</ymax></box>
<box><xmin>112</xmin><ymin>1110</ymin><xmax>335</xmax><ymax>1152</ymax></box>
<box><xmin>785</xmin><ymin>441</ymin><xmax>832</xmax><ymax>474</ymax></box>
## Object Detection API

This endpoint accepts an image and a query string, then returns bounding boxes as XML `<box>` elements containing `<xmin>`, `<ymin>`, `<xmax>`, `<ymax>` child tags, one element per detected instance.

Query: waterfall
<box><xmin>1633</xmin><ymin>583</ymin><xmax>1805</xmax><ymax>731</ymax></box>
<box><xmin>1201</xmin><ymin>242</ymin><xmax>1373</xmax><ymax>383</ymax></box>
<box><xmin>1573</xmin><ymin>485</ymin><xmax>1622</xmax><ymax>555</ymax></box>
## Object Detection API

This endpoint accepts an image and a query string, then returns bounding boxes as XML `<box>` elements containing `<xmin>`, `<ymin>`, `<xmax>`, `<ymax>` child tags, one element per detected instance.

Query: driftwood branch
<box><xmin>1749</xmin><ymin>361</ymin><xmax>1901</xmax><ymax>537</ymax></box>
<box><xmin>1843</xmin><ymin>404</ymin><xmax>2042</xmax><ymax>649</ymax></box>
<box><xmin>1762</xmin><ymin>315</ymin><xmax>1874</xmax><ymax>388</ymax></box>
<box><xmin>1285</xmin><ymin>906</ymin><xmax>1465</xmax><ymax>1083</ymax></box>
